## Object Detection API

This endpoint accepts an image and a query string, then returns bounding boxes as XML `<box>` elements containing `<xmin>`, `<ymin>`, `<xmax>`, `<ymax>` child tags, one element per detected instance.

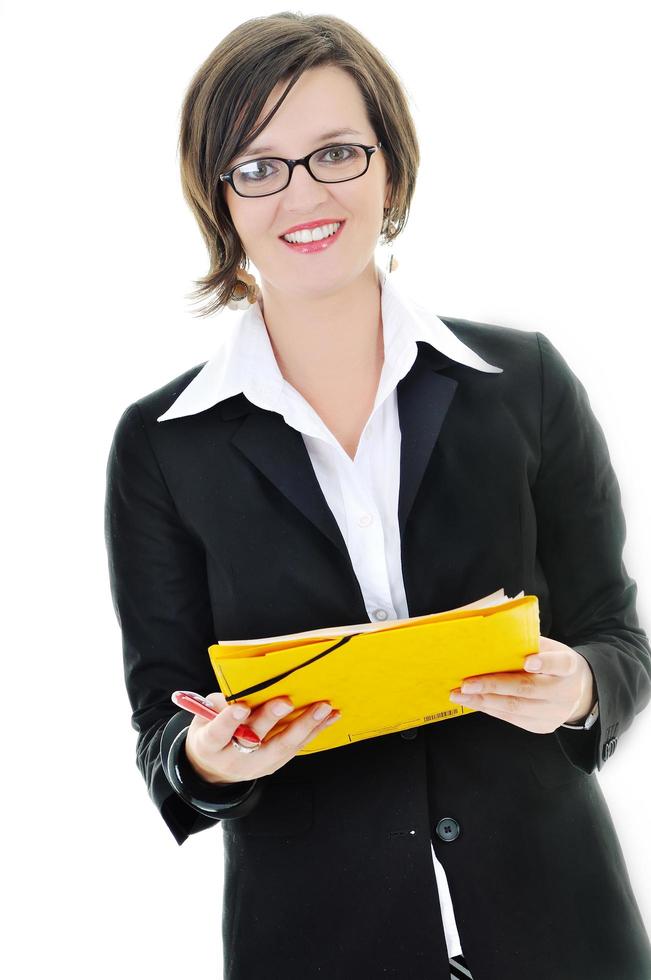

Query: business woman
<box><xmin>104</xmin><ymin>13</ymin><xmax>651</xmax><ymax>980</ymax></box>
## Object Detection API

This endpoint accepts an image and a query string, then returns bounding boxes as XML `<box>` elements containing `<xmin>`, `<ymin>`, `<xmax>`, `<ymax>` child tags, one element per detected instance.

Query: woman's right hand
<box><xmin>184</xmin><ymin>693</ymin><xmax>341</xmax><ymax>785</ymax></box>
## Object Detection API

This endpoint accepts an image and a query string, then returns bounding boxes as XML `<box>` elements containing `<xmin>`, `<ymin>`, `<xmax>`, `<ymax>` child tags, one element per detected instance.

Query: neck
<box><xmin>258</xmin><ymin>261</ymin><xmax>385</xmax><ymax>396</ymax></box>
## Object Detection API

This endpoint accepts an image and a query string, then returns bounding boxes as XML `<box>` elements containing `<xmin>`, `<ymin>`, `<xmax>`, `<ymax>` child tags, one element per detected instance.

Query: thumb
<box><xmin>186</xmin><ymin>691</ymin><xmax>229</xmax><ymax>733</ymax></box>
<box><xmin>204</xmin><ymin>693</ymin><xmax>253</xmax><ymax>726</ymax></box>
<box><xmin>204</xmin><ymin>692</ymin><xmax>228</xmax><ymax>713</ymax></box>
<box><xmin>186</xmin><ymin>694</ymin><xmax>253</xmax><ymax>763</ymax></box>
<box><xmin>199</xmin><ymin>694</ymin><xmax>253</xmax><ymax>744</ymax></box>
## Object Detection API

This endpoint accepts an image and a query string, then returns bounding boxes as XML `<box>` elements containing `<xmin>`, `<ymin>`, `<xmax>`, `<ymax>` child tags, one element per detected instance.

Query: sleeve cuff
<box><xmin>560</xmin><ymin>698</ymin><xmax>600</xmax><ymax>731</ymax></box>
<box><xmin>161</xmin><ymin>711</ymin><xmax>261</xmax><ymax>817</ymax></box>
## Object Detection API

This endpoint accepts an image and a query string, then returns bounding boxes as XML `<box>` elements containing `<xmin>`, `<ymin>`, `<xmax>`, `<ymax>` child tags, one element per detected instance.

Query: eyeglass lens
<box><xmin>232</xmin><ymin>144</ymin><xmax>368</xmax><ymax>197</ymax></box>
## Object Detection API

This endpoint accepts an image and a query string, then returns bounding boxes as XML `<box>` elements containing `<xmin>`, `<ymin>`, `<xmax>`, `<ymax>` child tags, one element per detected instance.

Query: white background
<box><xmin>2</xmin><ymin>1</ymin><xmax>650</xmax><ymax>976</ymax></box>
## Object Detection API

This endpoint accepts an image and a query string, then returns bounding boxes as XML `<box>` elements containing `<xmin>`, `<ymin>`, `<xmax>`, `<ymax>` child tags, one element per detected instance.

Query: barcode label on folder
<box><xmin>424</xmin><ymin>709</ymin><xmax>459</xmax><ymax>721</ymax></box>
<box><xmin>349</xmin><ymin>709</ymin><xmax>461</xmax><ymax>741</ymax></box>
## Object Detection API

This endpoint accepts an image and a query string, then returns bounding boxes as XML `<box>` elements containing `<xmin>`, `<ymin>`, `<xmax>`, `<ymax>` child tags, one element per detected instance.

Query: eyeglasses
<box><xmin>219</xmin><ymin>141</ymin><xmax>383</xmax><ymax>198</ymax></box>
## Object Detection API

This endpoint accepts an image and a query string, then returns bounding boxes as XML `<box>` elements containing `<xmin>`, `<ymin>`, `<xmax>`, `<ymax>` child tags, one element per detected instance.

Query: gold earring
<box><xmin>227</xmin><ymin>267</ymin><xmax>262</xmax><ymax>311</ymax></box>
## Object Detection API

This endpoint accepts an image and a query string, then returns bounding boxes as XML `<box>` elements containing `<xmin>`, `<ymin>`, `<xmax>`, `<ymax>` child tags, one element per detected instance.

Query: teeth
<box><xmin>283</xmin><ymin>222</ymin><xmax>341</xmax><ymax>244</ymax></box>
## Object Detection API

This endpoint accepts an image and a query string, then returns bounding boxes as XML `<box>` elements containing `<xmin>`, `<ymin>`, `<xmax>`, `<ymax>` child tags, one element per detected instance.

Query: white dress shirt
<box><xmin>157</xmin><ymin>264</ymin><xmax>595</xmax><ymax>958</ymax></box>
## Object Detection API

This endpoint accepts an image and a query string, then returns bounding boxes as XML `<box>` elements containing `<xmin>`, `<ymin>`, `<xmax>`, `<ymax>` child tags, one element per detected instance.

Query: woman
<box><xmin>104</xmin><ymin>13</ymin><xmax>651</xmax><ymax>980</ymax></box>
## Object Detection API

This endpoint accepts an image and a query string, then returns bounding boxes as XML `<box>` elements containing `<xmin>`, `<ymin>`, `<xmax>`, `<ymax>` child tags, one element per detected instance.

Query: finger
<box><xmin>231</xmin><ymin>697</ymin><xmax>298</xmax><ymax>742</ymax></box>
<box><xmin>526</xmin><ymin>642</ymin><xmax>575</xmax><ymax>676</ymax></box>
<box><xmin>204</xmin><ymin>692</ymin><xmax>228</xmax><ymax>712</ymax></box>
<box><xmin>193</xmin><ymin>697</ymin><xmax>254</xmax><ymax>752</ymax></box>
<box><xmin>454</xmin><ymin>691</ymin><xmax>552</xmax><ymax>715</ymax></box>
<box><xmin>459</xmin><ymin>672</ymin><xmax>552</xmax><ymax>698</ymax></box>
<box><xmin>262</xmin><ymin>701</ymin><xmax>336</xmax><ymax>753</ymax></box>
<box><xmin>185</xmin><ymin>691</ymin><xmax>229</xmax><ymax>729</ymax></box>
<box><xmin>202</xmin><ymin>694</ymin><xmax>299</xmax><ymax>742</ymax></box>
<box><xmin>295</xmin><ymin>709</ymin><xmax>342</xmax><ymax>750</ymax></box>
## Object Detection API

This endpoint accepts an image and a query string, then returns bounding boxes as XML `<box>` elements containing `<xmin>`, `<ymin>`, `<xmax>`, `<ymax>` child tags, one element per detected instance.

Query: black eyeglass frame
<box><xmin>219</xmin><ymin>141</ymin><xmax>383</xmax><ymax>198</ymax></box>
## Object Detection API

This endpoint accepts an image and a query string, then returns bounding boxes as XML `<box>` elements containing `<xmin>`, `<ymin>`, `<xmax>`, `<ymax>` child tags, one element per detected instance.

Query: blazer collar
<box><xmin>156</xmin><ymin>268</ymin><xmax>502</xmax><ymax>424</ymax></box>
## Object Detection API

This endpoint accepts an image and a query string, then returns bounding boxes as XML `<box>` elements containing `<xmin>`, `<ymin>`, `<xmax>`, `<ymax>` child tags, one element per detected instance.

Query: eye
<box><xmin>316</xmin><ymin>144</ymin><xmax>357</xmax><ymax>165</ymax></box>
<box><xmin>236</xmin><ymin>159</ymin><xmax>279</xmax><ymax>182</ymax></box>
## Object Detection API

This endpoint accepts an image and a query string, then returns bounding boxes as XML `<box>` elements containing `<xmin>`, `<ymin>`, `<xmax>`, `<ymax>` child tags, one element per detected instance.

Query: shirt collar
<box><xmin>156</xmin><ymin>267</ymin><xmax>503</xmax><ymax>423</ymax></box>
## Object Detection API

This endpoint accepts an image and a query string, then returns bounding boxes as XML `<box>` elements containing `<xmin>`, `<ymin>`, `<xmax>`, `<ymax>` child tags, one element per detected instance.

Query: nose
<box><xmin>282</xmin><ymin>161</ymin><xmax>330</xmax><ymax>207</ymax></box>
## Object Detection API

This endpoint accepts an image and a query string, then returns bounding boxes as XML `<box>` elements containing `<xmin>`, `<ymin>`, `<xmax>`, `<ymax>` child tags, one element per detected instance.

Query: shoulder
<box><xmin>428</xmin><ymin>315</ymin><xmax>590</xmax><ymax>422</ymax></box>
<box><xmin>438</xmin><ymin>314</ymin><xmax>541</xmax><ymax>372</ymax></box>
<box><xmin>439</xmin><ymin>314</ymin><xmax>579</xmax><ymax>378</ymax></box>
<box><xmin>108</xmin><ymin>361</ymin><xmax>209</xmax><ymax>452</ymax></box>
<box><xmin>437</xmin><ymin>316</ymin><xmax>593</xmax><ymax>423</ymax></box>
<box><xmin>134</xmin><ymin>361</ymin><xmax>208</xmax><ymax>421</ymax></box>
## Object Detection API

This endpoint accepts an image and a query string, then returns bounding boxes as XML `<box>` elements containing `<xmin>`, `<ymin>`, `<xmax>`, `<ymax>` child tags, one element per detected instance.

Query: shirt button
<box><xmin>374</xmin><ymin>609</ymin><xmax>388</xmax><ymax>620</ymax></box>
<box><xmin>358</xmin><ymin>513</ymin><xmax>373</xmax><ymax>527</ymax></box>
<box><xmin>435</xmin><ymin>817</ymin><xmax>461</xmax><ymax>842</ymax></box>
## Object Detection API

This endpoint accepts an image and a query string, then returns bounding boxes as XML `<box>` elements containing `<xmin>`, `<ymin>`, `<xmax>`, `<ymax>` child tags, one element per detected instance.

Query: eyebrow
<box><xmin>235</xmin><ymin>128</ymin><xmax>365</xmax><ymax>160</ymax></box>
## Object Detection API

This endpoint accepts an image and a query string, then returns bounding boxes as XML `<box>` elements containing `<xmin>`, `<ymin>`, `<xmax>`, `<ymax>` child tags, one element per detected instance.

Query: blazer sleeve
<box><xmin>104</xmin><ymin>401</ymin><xmax>263</xmax><ymax>846</ymax></box>
<box><xmin>532</xmin><ymin>332</ymin><xmax>651</xmax><ymax>774</ymax></box>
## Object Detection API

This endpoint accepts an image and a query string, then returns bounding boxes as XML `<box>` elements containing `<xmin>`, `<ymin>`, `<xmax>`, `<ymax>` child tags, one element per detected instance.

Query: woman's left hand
<box><xmin>449</xmin><ymin>635</ymin><xmax>595</xmax><ymax>734</ymax></box>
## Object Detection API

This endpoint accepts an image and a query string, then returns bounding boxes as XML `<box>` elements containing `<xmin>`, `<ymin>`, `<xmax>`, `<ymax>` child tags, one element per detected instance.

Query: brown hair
<box><xmin>178</xmin><ymin>12</ymin><xmax>420</xmax><ymax>318</ymax></box>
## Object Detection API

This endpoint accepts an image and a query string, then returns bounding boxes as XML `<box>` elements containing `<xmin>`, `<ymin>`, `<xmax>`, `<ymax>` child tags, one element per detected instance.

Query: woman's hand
<box><xmin>448</xmin><ymin>635</ymin><xmax>595</xmax><ymax>734</ymax></box>
<box><xmin>184</xmin><ymin>693</ymin><xmax>341</xmax><ymax>785</ymax></box>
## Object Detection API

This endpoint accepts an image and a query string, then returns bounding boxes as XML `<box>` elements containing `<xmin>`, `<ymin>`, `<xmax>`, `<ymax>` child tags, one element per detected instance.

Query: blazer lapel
<box><xmin>227</xmin><ymin>400</ymin><xmax>348</xmax><ymax>555</ymax></box>
<box><xmin>222</xmin><ymin>343</ymin><xmax>458</xmax><ymax>561</ymax></box>
<box><xmin>397</xmin><ymin>346</ymin><xmax>458</xmax><ymax>539</ymax></box>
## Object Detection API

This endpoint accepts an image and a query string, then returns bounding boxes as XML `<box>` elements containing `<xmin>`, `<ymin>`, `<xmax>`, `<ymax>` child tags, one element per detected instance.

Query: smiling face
<box><xmin>223</xmin><ymin>64</ymin><xmax>392</xmax><ymax>299</ymax></box>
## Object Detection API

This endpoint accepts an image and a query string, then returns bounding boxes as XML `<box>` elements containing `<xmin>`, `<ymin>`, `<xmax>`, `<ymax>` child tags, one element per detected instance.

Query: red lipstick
<box><xmin>279</xmin><ymin>218</ymin><xmax>345</xmax><ymax>236</ymax></box>
<box><xmin>279</xmin><ymin>219</ymin><xmax>346</xmax><ymax>255</ymax></box>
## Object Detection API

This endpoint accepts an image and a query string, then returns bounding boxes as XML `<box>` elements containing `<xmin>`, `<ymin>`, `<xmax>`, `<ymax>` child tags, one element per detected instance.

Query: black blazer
<box><xmin>104</xmin><ymin>318</ymin><xmax>651</xmax><ymax>980</ymax></box>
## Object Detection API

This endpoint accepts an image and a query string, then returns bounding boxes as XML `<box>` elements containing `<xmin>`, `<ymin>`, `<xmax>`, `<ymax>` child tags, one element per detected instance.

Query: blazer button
<box><xmin>400</xmin><ymin>728</ymin><xmax>418</xmax><ymax>740</ymax></box>
<box><xmin>602</xmin><ymin>736</ymin><xmax>618</xmax><ymax>762</ymax></box>
<box><xmin>435</xmin><ymin>817</ymin><xmax>461</xmax><ymax>842</ymax></box>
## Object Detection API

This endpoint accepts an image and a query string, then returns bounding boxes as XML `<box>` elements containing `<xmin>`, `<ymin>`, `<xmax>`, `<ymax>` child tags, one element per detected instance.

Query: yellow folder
<box><xmin>207</xmin><ymin>589</ymin><xmax>540</xmax><ymax>754</ymax></box>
